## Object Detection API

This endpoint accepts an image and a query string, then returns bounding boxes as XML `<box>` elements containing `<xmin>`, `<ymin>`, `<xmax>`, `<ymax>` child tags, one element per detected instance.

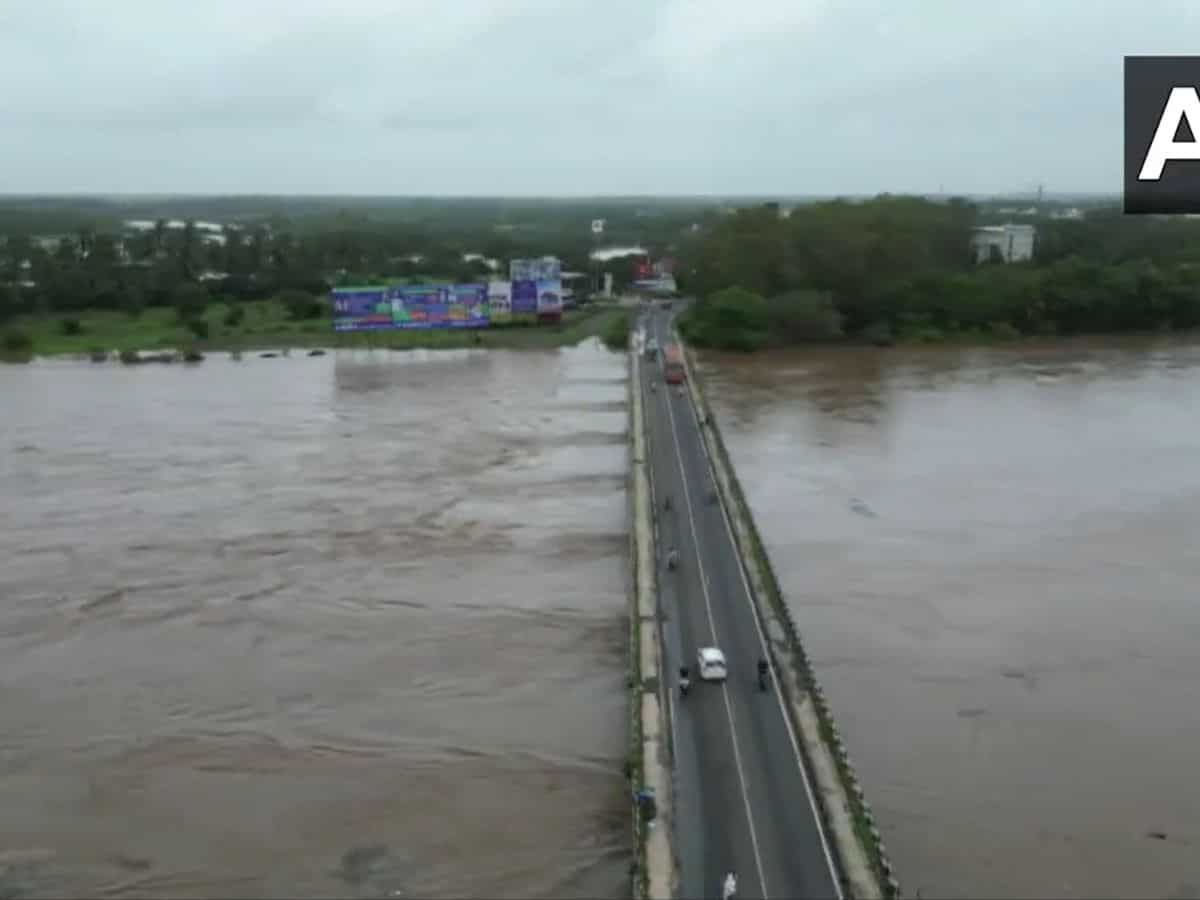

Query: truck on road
<box><xmin>663</xmin><ymin>344</ymin><xmax>685</xmax><ymax>385</ymax></box>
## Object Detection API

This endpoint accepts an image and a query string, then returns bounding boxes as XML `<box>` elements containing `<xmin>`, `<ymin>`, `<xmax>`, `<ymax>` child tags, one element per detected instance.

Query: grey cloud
<box><xmin>0</xmin><ymin>0</ymin><xmax>1196</xmax><ymax>194</ymax></box>
<box><xmin>381</xmin><ymin>111</ymin><xmax>478</xmax><ymax>132</ymax></box>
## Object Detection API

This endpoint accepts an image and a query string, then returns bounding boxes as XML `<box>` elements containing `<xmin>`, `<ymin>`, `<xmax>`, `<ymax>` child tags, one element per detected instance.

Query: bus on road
<box><xmin>663</xmin><ymin>344</ymin><xmax>685</xmax><ymax>385</ymax></box>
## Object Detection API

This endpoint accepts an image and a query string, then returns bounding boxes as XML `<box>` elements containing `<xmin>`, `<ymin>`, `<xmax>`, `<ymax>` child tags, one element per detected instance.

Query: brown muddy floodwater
<box><xmin>0</xmin><ymin>342</ymin><xmax>631</xmax><ymax>899</ymax></box>
<box><xmin>698</xmin><ymin>337</ymin><xmax>1200</xmax><ymax>900</ymax></box>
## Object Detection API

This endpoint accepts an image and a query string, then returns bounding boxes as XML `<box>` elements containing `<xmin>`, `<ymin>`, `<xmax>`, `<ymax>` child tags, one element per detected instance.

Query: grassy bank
<box><xmin>2</xmin><ymin>300</ymin><xmax>631</xmax><ymax>359</ymax></box>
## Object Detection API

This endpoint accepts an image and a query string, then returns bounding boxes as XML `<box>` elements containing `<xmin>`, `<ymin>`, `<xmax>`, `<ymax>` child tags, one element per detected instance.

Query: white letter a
<box><xmin>1139</xmin><ymin>86</ymin><xmax>1200</xmax><ymax>180</ymax></box>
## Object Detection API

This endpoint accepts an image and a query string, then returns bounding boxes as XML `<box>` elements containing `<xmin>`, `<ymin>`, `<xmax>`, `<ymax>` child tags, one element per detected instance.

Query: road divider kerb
<box><xmin>674</xmin><ymin>332</ymin><xmax>898</xmax><ymax>900</ymax></box>
<box><xmin>629</xmin><ymin>339</ymin><xmax>676</xmax><ymax>900</ymax></box>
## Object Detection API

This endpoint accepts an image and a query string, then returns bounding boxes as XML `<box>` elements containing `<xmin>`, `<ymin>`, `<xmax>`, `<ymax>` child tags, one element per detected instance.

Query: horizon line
<box><xmin>0</xmin><ymin>190</ymin><xmax>1121</xmax><ymax>202</ymax></box>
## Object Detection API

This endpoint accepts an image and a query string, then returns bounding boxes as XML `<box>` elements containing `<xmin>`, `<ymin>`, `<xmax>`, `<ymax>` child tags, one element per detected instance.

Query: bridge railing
<box><xmin>682</xmin><ymin>345</ymin><xmax>902</xmax><ymax>900</ymax></box>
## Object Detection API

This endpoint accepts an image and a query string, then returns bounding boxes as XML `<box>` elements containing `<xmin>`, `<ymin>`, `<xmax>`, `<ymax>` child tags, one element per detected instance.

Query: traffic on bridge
<box><xmin>637</xmin><ymin>301</ymin><xmax>842</xmax><ymax>900</ymax></box>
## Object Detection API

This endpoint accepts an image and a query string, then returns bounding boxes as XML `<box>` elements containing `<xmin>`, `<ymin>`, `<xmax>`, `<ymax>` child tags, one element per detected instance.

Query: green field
<box><xmin>4</xmin><ymin>301</ymin><xmax>633</xmax><ymax>359</ymax></box>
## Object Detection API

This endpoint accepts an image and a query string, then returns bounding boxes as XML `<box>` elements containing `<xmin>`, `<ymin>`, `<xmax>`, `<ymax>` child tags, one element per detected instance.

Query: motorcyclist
<box><xmin>667</xmin><ymin>546</ymin><xmax>679</xmax><ymax>570</ymax></box>
<box><xmin>757</xmin><ymin>657</ymin><xmax>769</xmax><ymax>690</ymax></box>
<box><xmin>664</xmin><ymin>493</ymin><xmax>672</xmax><ymax>512</ymax></box>
<box><xmin>679</xmin><ymin>665</ymin><xmax>690</xmax><ymax>697</ymax></box>
<box><xmin>722</xmin><ymin>871</ymin><xmax>738</xmax><ymax>900</ymax></box>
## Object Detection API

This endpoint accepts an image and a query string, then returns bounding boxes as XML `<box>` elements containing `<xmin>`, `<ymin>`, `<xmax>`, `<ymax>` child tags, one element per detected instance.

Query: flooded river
<box><xmin>698</xmin><ymin>337</ymin><xmax>1200</xmax><ymax>900</ymax></box>
<box><xmin>0</xmin><ymin>343</ymin><xmax>631</xmax><ymax>899</ymax></box>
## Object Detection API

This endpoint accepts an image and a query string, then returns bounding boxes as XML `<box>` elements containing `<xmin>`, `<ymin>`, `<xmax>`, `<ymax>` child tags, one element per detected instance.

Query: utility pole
<box><xmin>590</xmin><ymin>218</ymin><xmax>604</xmax><ymax>297</ymax></box>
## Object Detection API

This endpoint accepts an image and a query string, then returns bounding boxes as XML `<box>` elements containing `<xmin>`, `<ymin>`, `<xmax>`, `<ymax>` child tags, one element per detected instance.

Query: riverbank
<box><xmin>1</xmin><ymin>300</ymin><xmax>631</xmax><ymax>360</ymax></box>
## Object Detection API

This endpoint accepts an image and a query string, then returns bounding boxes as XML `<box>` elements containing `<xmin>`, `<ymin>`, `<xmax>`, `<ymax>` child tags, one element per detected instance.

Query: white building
<box><xmin>971</xmin><ymin>224</ymin><xmax>1035</xmax><ymax>264</ymax></box>
<box><xmin>589</xmin><ymin>245</ymin><xmax>647</xmax><ymax>262</ymax></box>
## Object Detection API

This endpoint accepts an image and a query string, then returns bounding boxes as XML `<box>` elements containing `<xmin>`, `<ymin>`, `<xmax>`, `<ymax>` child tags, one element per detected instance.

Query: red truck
<box><xmin>663</xmin><ymin>344</ymin><xmax>685</xmax><ymax>385</ymax></box>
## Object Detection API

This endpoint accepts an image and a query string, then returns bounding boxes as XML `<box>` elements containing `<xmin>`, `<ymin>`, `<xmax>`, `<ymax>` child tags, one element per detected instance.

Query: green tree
<box><xmin>0</xmin><ymin>284</ymin><xmax>20</xmax><ymax>322</ymax></box>
<box><xmin>172</xmin><ymin>282</ymin><xmax>209</xmax><ymax>322</ymax></box>
<box><xmin>680</xmin><ymin>286</ymin><xmax>769</xmax><ymax>351</ymax></box>
<box><xmin>766</xmin><ymin>290</ymin><xmax>844</xmax><ymax>342</ymax></box>
<box><xmin>280</xmin><ymin>288</ymin><xmax>325</xmax><ymax>320</ymax></box>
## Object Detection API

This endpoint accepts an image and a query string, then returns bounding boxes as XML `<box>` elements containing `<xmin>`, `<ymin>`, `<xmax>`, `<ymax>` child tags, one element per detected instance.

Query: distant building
<box><xmin>589</xmin><ymin>245</ymin><xmax>647</xmax><ymax>262</ymax></box>
<box><xmin>462</xmin><ymin>252</ymin><xmax>500</xmax><ymax>272</ymax></box>
<box><xmin>561</xmin><ymin>271</ymin><xmax>588</xmax><ymax>305</ymax></box>
<box><xmin>971</xmin><ymin>224</ymin><xmax>1035</xmax><ymax>264</ymax></box>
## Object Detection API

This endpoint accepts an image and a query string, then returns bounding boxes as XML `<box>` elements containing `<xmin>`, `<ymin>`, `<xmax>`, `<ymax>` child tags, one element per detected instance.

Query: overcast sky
<box><xmin>1</xmin><ymin>0</ymin><xmax>1196</xmax><ymax>196</ymax></box>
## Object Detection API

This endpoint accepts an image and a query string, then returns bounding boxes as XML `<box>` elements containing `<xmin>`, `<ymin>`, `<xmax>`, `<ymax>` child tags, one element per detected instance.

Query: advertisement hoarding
<box><xmin>510</xmin><ymin>257</ymin><xmax>561</xmax><ymax>282</ymax></box>
<box><xmin>391</xmin><ymin>285</ymin><xmax>444</xmax><ymax>329</ymax></box>
<box><xmin>511</xmin><ymin>279</ymin><xmax>538</xmax><ymax>315</ymax></box>
<box><xmin>536</xmin><ymin>279</ymin><xmax>563</xmax><ymax>314</ymax></box>
<box><xmin>446</xmin><ymin>284</ymin><xmax>489</xmax><ymax>327</ymax></box>
<box><xmin>332</xmin><ymin>287</ymin><xmax>392</xmax><ymax>331</ymax></box>
<box><xmin>332</xmin><ymin>284</ymin><xmax>489</xmax><ymax>331</ymax></box>
<box><xmin>532</xmin><ymin>258</ymin><xmax>560</xmax><ymax>281</ymax></box>
<box><xmin>632</xmin><ymin>275</ymin><xmax>678</xmax><ymax>295</ymax></box>
<box><xmin>487</xmin><ymin>280</ymin><xmax>512</xmax><ymax>322</ymax></box>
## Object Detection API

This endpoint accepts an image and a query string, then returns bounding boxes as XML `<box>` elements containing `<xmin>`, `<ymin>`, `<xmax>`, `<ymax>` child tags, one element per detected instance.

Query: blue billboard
<box><xmin>511</xmin><ymin>280</ymin><xmax>538</xmax><ymax>315</ymax></box>
<box><xmin>332</xmin><ymin>287</ymin><xmax>392</xmax><ymax>332</ymax></box>
<box><xmin>332</xmin><ymin>283</ymin><xmax>490</xmax><ymax>332</ymax></box>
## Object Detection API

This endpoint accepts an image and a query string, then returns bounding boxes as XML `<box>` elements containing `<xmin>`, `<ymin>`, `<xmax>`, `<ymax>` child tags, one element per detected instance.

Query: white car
<box><xmin>697</xmin><ymin>646</ymin><xmax>728</xmax><ymax>682</ymax></box>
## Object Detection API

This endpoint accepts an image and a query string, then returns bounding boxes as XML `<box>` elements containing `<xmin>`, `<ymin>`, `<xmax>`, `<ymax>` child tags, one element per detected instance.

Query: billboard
<box><xmin>632</xmin><ymin>275</ymin><xmax>678</xmax><ymax>295</ymax></box>
<box><xmin>445</xmin><ymin>284</ymin><xmax>489</xmax><ymax>327</ymax></box>
<box><xmin>332</xmin><ymin>284</ymin><xmax>488</xmax><ymax>332</ymax></box>
<box><xmin>487</xmin><ymin>280</ymin><xmax>512</xmax><ymax>322</ymax></box>
<box><xmin>511</xmin><ymin>279</ymin><xmax>538</xmax><ymax>315</ymax></box>
<box><xmin>510</xmin><ymin>257</ymin><xmax>561</xmax><ymax>282</ymax></box>
<box><xmin>536</xmin><ymin>279</ymin><xmax>563</xmax><ymax>314</ymax></box>
<box><xmin>332</xmin><ymin>287</ymin><xmax>392</xmax><ymax>331</ymax></box>
<box><xmin>535</xmin><ymin>258</ymin><xmax>561</xmax><ymax>281</ymax></box>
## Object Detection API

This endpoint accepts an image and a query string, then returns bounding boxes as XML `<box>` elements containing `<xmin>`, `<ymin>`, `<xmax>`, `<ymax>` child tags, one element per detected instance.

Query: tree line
<box><xmin>0</xmin><ymin>200</ymin><xmax>701</xmax><ymax>327</ymax></box>
<box><xmin>675</xmin><ymin>197</ymin><xmax>1200</xmax><ymax>350</ymax></box>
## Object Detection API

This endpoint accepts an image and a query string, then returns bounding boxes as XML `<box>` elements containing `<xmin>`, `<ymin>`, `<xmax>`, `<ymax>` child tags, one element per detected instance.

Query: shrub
<box><xmin>172</xmin><ymin>283</ymin><xmax>210</xmax><ymax>323</ymax></box>
<box><xmin>2</xmin><ymin>330</ymin><xmax>33</xmax><ymax>354</ymax></box>
<box><xmin>602</xmin><ymin>312</ymin><xmax>631</xmax><ymax>350</ymax></box>
<box><xmin>765</xmin><ymin>290</ymin><xmax>843</xmax><ymax>342</ymax></box>
<box><xmin>280</xmin><ymin>289</ymin><xmax>326</xmax><ymax>321</ymax></box>
<box><xmin>60</xmin><ymin>318</ymin><xmax>85</xmax><ymax>336</ymax></box>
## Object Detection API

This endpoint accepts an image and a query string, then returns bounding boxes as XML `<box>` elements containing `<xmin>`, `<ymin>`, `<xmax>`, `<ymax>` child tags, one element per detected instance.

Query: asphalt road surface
<box><xmin>637</xmin><ymin>303</ymin><xmax>842</xmax><ymax>900</ymax></box>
